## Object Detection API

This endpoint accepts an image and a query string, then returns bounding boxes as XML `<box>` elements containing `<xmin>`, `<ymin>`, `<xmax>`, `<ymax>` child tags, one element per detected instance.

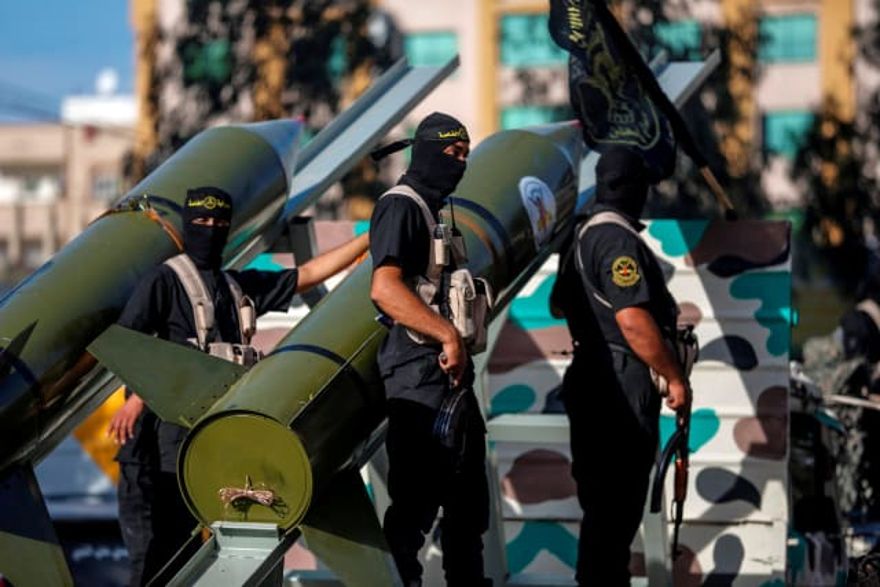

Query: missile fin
<box><xmin>0</xmin><ymin>465</ymin><xmax>74</xmax><ymax>586</ymax></box>
<box><xmin>301</xmin><ymin>469</ymin><xmax>401</xmax><ymax>587</ymax></box>
<box><xmin>0</xmin><ymin>321</ymin><xmax>36</xmax><ymax>381</ymax></box>
<box><xmin>88</xmin><ymin>325</ymin><xmax>246</xmax><ymax>428</ymax></box>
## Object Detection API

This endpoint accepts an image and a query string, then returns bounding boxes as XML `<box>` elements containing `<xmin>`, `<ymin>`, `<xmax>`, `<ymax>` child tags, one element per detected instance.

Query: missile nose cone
<box><xmin>522</xmin><ymin>121</ymin><xmax>584</xmax><ymax>166</ymax></box>
<box><xmin>239</xmin><ymin>120</ymin><xmax>303</xmax><ymax>188</ymax></box>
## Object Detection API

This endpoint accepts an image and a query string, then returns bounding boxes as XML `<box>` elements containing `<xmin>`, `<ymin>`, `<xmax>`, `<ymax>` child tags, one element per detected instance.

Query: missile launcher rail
<box><xmin>118</xmin><ymin>56</ymin><xmax>714</xmax><ymax>585</ymax></box>
<box><xmin>227</xmin><ymin>55</ymin><xmax>461</xmax><ymax>273</ymax></box>
<box><xmin>0</xmin><ymin>55</ymin><xmax>458</xmax><ymax>587</ymax></box>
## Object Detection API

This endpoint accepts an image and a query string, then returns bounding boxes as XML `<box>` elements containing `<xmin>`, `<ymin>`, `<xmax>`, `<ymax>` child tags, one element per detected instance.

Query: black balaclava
<box><xmin>405</xmin><ymin>112</ymin><xmax>470</xmax><ymax>199</ymax></box>
<box><xmin>182</xmin><ymin>186</ymin><xmax>233</xmax><ymax>270</ymax></box>
<box><xmin>594</xmin><ymin>147</ymin><xmax>651</xmax><ymax>220</ymax></box>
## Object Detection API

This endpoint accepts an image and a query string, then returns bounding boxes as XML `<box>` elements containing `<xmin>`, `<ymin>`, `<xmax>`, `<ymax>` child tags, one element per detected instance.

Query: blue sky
<box><xmin>0</xmin><ymin>1</ymin><xmax>134</xmax><ymax>121</ymax></box>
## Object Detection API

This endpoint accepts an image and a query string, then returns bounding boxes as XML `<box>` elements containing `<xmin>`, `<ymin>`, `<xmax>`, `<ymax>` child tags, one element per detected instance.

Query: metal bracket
<box><xmin>167</xmin><ymin>522</ymin><xmax>288</xmax><ymax>587</ymax></box>
<box><xmin>280</xmin><ymin>216</ymin><xmax>329</xmax><ymax>308</ymax></box>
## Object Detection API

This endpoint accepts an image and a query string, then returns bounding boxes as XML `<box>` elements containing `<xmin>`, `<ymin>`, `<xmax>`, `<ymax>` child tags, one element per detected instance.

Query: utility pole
<box><xmin>253</xmin><ymin>4</ymin><xmax>289</xmax><ymax>121</ymax></box>
<box><xmin>131</xmin><ymin>0</ymin><xmax>159</xmax><ymax>181</ymax></box>
<box><xmin>720</xmin><ymin>0</ymin><xmax>758</xmax><ymax>179</ymax></box>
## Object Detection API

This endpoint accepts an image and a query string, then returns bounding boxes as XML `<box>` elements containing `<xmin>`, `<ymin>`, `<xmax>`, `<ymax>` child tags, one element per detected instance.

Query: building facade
<box><xmin>379</xmin><ymin>0</ymin><xmax>862</xmax><ymax>211</ymax></box>
<box><xmin>0</xmin><ymin>91</ymin><xmax>134</xmax><ymax>276</ymax></box>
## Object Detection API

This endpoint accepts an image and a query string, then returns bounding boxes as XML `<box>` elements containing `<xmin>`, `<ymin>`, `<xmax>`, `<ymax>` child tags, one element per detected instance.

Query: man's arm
<box><xmin>296</xmin><ymin>233</ymin><xmax>369</xmax><ymax>293</ymax></box>
<box><xmin>587</xmin><ymin>230</ymin><xmax>689</xmax><ymax>411</ymax></box>
<box><xmin>107</xmin><ymin>267</ymin><xmax>166</xmax><ymax>445</ymax></box>
<box><xmin>371</xmin><ymin>263</ymin><xmax>466</xmax><ymax>385</ymax></box>
<box><xmin>616</xmin><ymin>306</ymin><xmax>688</xmax><ymax>411</ymax></box>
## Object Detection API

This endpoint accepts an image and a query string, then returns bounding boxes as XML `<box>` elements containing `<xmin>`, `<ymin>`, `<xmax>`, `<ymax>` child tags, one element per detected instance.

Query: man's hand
<box><xmin>666</xmin><ymin>379</ymin><xmax>691</xmax><ymax>413</ymax></box>
<box><xmin>439</xmin><ymin>333</ymin><xmax>467</xmax><ymax>388</ymax></box>
<box><xmin>371</xmin><ymin>264</ymin><xmax>471</xmax><ymax>387</ymax></box>
<box><xmin>616</xmin><ymin>306</ymin><xmax>688</xmax><ymax>408</ymax></box>
<box><xmin>108</xmin><ymin>394</ymin><xmax>144</xmax><ymax>445</ymax></box>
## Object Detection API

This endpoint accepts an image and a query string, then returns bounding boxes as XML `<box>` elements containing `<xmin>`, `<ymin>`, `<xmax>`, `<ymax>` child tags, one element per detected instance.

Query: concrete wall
<box><xmin>0</xmin><ymin>123</ymin><xmax>131</xmax><ymax>271</ymax></box>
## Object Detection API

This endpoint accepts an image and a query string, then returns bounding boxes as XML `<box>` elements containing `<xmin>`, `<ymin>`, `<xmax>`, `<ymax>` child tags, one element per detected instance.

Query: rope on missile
<box><xmin>90</xmin><ymin>193</ymin><xmax>184</xmax><ymax>252</ymax></box>
<box><xmin>143</xmin><ymin>207</ymin><xmax>184</xmax><ymax>252</ymax></box>
<box><xmin>218</xmin><ymin>475</ymin><xmax>277</xmax><ymax>508</ymax></box>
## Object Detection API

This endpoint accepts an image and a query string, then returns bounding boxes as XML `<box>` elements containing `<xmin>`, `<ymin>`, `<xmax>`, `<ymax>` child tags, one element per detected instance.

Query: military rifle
<box><xmin>650</xmin><ymin>325</ymin><xmax>698</xmax><ymax>561</ymax></box>
<box><xmin>650</xmin><ymin>400</ymin><xmax>691</xmax><ymax>561</ymax></box>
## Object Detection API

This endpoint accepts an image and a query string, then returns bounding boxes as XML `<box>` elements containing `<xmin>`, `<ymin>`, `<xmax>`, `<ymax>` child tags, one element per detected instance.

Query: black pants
<box><xmin>562</xmin><ymin>351</ymin><xmax>660</xmax><ymax>586</ymax></box>
<box><xmin>383</xmin><ymin>397</ymin><xmax>490</xmax><ymax>586</ymax></box>
<box><xmin>118</xmin><ymin>464</ymin><xmax>196</xmax><ymax>586</ymax></box>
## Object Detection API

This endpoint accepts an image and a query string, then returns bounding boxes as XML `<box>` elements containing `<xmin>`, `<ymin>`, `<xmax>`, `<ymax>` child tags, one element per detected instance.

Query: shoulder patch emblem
<box><xmin>611</xmin><ymin>256</ymin><xmax>641</xmax><ymax>287</ymax></box>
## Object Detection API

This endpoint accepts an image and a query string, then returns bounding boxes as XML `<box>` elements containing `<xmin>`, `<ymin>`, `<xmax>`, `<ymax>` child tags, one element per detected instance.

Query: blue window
<box><xmin>655</xmin><ymin>20</ymin><xmax>702</xmax><ymax>59</ymax></box>
<box><xmin>763</xmin><ymin>110</ymin><xmax>814</xmax><ymax>158</ymax></box>
<box><xmin>500</xmin><ymin>105</ymin><xmax>572</xmax><ymax>130</ymax></box>
<box><xmin>500</xmin><ymin>14</ymin><xmax>567</xmax><ymax>67</ymax></box>
<box><xmin>759</xmin><ymin>14</ymin><xmax>817</xmax><ymax>63</ymax></box>
<box><xmin>404</xmin><ymin>32</ymin><xmax>458</xmax><ymax>67</ymax></box>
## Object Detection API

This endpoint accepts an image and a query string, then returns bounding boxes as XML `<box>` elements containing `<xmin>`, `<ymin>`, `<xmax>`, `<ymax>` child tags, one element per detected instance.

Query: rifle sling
<box><xmin>649</xmin><ymin>427</ymin><xmax>685</xmax><ymax>514</ymax></box>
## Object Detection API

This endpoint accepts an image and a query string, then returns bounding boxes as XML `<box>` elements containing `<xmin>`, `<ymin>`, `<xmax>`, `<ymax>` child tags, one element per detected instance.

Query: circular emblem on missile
<box><xmin>611</xmin><ymin>255</ymin><xmax>641</xmax><ymax>287</ymax></box>
<box><xmin>519</xmin><ymin>176</ymin><xmax>557</xmax><ymax>251</ymax></box>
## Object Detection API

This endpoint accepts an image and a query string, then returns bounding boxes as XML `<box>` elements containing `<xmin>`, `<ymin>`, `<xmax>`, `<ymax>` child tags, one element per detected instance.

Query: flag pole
<box><xmin>591</xmin><ymin>1</ymin><xmax>739</xmax><ymax>219</ymax></box>
<box><xmin>699</xmin><ymin>166</ymin><xmax>737</xmax><ymax>220</ymax></box>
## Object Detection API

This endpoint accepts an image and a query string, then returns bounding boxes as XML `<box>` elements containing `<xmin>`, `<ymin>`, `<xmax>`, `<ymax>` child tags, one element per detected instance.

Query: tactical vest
<box><xmin>379</xmin><ymin>185</ymin><xmax>493</xmax><ymax>353</ymax></box>
<box><xmin>164</xmin><ymin>254</ymin><xmax>261</xmax><ymax>367</ymax></box>
<box><xmin>573</xmin><ymin>210</ymin><xmax>697</xmax><ymax>395</ymax></box>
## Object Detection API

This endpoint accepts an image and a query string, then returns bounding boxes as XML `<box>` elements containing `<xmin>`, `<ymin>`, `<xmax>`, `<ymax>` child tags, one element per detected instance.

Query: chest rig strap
<box><xmin>381</xmin><ymin>184</ymin><xmax>467</xmax><ymax>285</ymax></box>
<box><xmin>163</xmin><ymin>254</ymin><xmax>256</xmax><ymax>351</ymax></box>
<box><xmin>378</xmin><ymin>185</ymin><xmax>491</xmax><ymax>351</ymax></box>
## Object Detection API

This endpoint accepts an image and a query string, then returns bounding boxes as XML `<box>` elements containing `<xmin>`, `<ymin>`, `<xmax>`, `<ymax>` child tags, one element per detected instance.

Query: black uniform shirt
<box><xmin>575</xmin><ymin>204</ymin><xmax>678</xmax><ymax>354</ymax></box>
<box><xmin>115</xmin><ymin>261</ymin><xmax>298</xmax><ymax>469</ymax></box>
<box><xmin>370</xmin><ymin>176</ymin><xmax>443</xmax><ymax>375</ymax></box>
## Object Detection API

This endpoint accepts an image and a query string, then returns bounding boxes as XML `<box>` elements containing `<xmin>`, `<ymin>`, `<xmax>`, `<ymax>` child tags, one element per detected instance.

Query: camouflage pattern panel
<box><xmin>496</xmin><ymin>444</ymin><xmax>578</xmax><ymax>519</ymax></box>
<box><xmin>487</xmin><ymin>256</ymin><xmax>571</xmax><ymax>418</ymax></box>
<box><xmin>486</xmin><ymin>220</ymin><xmax>793</xmax><ymax>585</ymax></box>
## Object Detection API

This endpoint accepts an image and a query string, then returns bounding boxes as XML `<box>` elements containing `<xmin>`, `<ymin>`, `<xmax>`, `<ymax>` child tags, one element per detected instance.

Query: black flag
<box><xmin>548</xmin><ymin>0</ymin><xmax>707</xmax><ymax>182</ymax></box>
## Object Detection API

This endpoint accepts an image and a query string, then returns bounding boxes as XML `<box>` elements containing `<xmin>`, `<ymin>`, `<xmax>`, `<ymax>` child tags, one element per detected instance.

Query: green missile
<box><xmin>0</xmin><ymin>121</ymin><xmax>301</xmax><ymax>471</ymax></box>
<box><xmin>90</xmin><ymin>122</ymin><xmax>583</xmax><ymax>533</ymax></box>
<box><xmin>0</xmin><ymin>57</ymin><xmax>463</xmax><ymax>586</ymax></box>
<box><xmin>0</xmin><ymin>55</ymin><xmax>461</xmax><ymax>475</ymax></box>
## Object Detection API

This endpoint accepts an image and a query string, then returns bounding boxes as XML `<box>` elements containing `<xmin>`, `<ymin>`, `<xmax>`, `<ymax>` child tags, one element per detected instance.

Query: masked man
<box><xmin>108</xmin><ymin>186</ymin><xmax>368</xmax><ymax>586</ymax></box>
<box><xmin>551</xmin><ymin>148</ymin><xmax>688</xmax><ymax>585</ymax></box>
<box><xmin>369</xmin><ymin>113</ymin><xmax>492</xmax><ymax>587</ymax></box>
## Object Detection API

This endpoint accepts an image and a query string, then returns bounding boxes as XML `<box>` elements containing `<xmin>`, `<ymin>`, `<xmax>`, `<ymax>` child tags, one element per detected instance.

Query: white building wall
<box><xmin>378</xmin><ymin>0</ymin><xmax>841</xmax><ymax>211</ymax></box>
<box><xmin>380</xmin><ymin>0</ymin><xmax>481</xmax><ymax>133</ymax></box>
<box><xmin>0</xmin><ymin>88</ymin><xmax>134</xmax><ymax>271</ymax></box>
